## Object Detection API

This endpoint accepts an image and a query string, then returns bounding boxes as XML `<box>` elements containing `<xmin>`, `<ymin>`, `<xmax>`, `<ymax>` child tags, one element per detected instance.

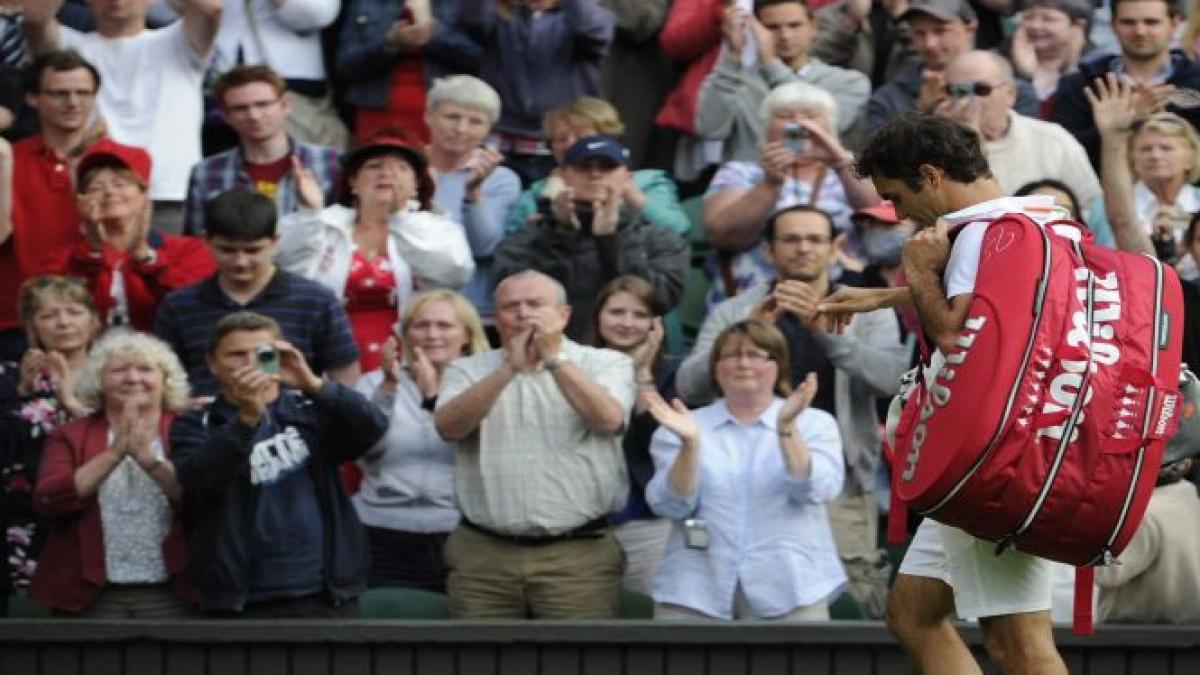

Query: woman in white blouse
<box><xmin>276</xmin><ymin>130</ymin><xmax>475</xmax><ymax>372</ymax></box>
<box><xmin>644</xmin><ymin>319</ymin><xmax>845</xmax><ymax>620</ymax></box>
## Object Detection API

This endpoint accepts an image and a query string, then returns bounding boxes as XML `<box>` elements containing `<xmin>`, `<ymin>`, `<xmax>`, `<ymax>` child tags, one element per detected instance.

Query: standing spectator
<box><xmin>935</xmin><ymin>51</ymin><xmax>1102</xmax><ymax>228</ymax></box>
<box><xmin>703</xmin><ymin>82</ymin><xmax>881</xmax><ymax>306</ymax></box>
<box><xmin>645</xmin><ymin>319</ymin><xmax>845</xmax><ymax>620</ymax></box>
<box><xmin>41</xmin><ymin>141</ymin><xmax>217</xmax><ymax>333</ymax></box>
<box><xmin>862</xmin><ymin>0</ymin><xmax>1039</xmax><ymax>137</ymax></box>
<box><xmin>598</xmin><ymin>0</ymin><xmax>674</xmax><ymax>169</ymax></box>
<box><xmin>23</xmin><ymin>0</ymin><xmax>223</xmax><ymax>235</ymax></box>
<box><xmin>183</xmin><ymin>65</ymin><xmax>342</xmax><ymax>236</ymax></box>
<box><xmin>354</xmin><ymin>290</ymin><xmax>489</xmax><ymax>592</ymax></box>
<box><xmin>424</xmin><ymin>76</ymin><xmax>522</xmax><ymax>327</ymax></box>
<box><xmin>696</xmin><ymin>0</ymin><xmax>870</xmax><ymax>162</ymax></box>
<box><xmin>677</xmin><ymin>205</ymin><xmax>906</xmax><ymax>618</ymax></box>
<box><xmin>591</xmin><ymin>275</ymin><xmax>675</xmax><ymax>596</ymax></box>
<box><xmin>31</xmin><ymin>332</ymin><xmax>195</xmax><ymax>617</ymax></box>
<box><xmin>170</xmin><ymin>312</ymin><xmax>387</xmax><ymax>617</ymax></box>
<box><xmin>813</xmin><ymin>0</ymin><xmax>919</xmax><ymax>89</ymax></box>
<box><xmin>433</xmin><ymin>270</ymin><xmax>634</xmax><ymax>619</ymax></box>
<box><xmin>0</xmin><ymin>50</ymin><xmax>101</xmax><ymax>360</ymax></box>
<box><xmin>209</xmin><ymin>0</ymin><xmax>347</xmax><ymax>149</ymax></box>
<box><xmin>1051</xmin><ymin>0</ymin><xmax>1200</xmax><ymax>170</ymax></box>
<box><xmin>459</xmin><ymin>0</ymin><xmax>616</xmax><ymax>186</ymax></box>
<box><xmin>337</xmin><ymin>0</ymin><xmax>483</xmax><ymax>143</ymax></box>
<box><xmin>1006</xmin><ymin>0</ymin><xmax>1089</xmax><ymax>115</ymax></box>
<box><xmin>494</xmin><ymin>135</ymin><xmax>689</xmax><ymax>340</ymax></box>
<box><xmin>506</xmin><ymin>97</ymin><xmax>691</xmax><ymax>236</ymax></box>
<box><xmin>0</xmin><ymin>276</ymin><xmax>99</xmax><ymax>614</ymax></box>
<box><xmin>154</xmin><ymin>189</ymin><xmax>361</xmax><ymax>396</ymax></box>
<box><xmin>275</xmin><ymin>132</ymin><xmax>474</xmax><ymax>371</ymax></box>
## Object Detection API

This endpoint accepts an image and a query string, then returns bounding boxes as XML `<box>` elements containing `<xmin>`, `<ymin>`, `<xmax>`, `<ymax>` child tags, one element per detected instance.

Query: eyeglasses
<box><xmin>943</xmin><ymin>81</ymin><xmax>1000</xmax><ymax>98</ymax></box>
<box><xmin>718</xmin><ymin>350</ymin><xmax>773</xmax><ymax>364</ymax></box>
<box><xmin>40</xmin><ymin>88</ymin><xmax>96</xmax><ymax>103</ymax></box>
<box><xmin>224</xmin><ymin>99</ymin><xmax>281</xmax><ymax>116</ymax></box>
<box><xmin>773</xmin><ymin>234</ymin><xmax>831</xmax><ymax>247</ymax></box>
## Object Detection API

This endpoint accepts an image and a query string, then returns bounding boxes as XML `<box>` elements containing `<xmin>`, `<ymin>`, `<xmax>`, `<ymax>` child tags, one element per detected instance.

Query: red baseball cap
<box><xmin>855</xmin><ymin>201</ymin><xmax>899</xmax><ymax>223</ymax></box>
<box><xmin>76</xmin><ymin>139</ymin><xmax>153</xmax><ymax>189</ymax></box>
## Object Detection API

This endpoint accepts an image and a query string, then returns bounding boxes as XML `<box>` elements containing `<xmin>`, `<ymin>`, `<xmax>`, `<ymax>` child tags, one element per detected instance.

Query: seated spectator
<box><xmin>1051</xmin><ymin>0</ymin><xmax>1200</xmax><ymax>170</ymax></box>
<box><xmin>645</xmin><ymin>319</ymin><xmax>845</xmax><ymax>620</ymax></box>
<box><xmin>31</xmin><ymin>332</ymin><xmax>195</xmax><ymax>617</ymax></box>
<box><xmin>495</xmin><ymin>135</ymin><xmax>689</xmax><ymax>340</ymax></box>
<box><xmin>434</xmin><ymin>270</ymin><xmax>634</xmax><ymax>619</ymax></box>
<box><xmin>24</xmin><ymin>0</ymin><xmax>222</xmax><ymax>235</ymax></box>
<box><xmin>813</xmin><ymin>0</ymin><xmax>919</xmax><ymax>89</ymax></box>
<box><xmin>209</xmin><ymin>0</ymin><xmax>347</xmax><ymax>149</ymax></box>
<box><xmin>1091</xmin><ymin>75</ymin><xmax>1200</xmax><ymax>273</ymax></box>
<box><xmin>703</xmin><ymin>81</ymin><xmax>881</xmax><ymax>307</ymax></box>
<box><xmin>459</xmin><ymin>0</ymin><xmax>616</xmax><ymax>186</ymax></box>
<box><xmin>591</xmin><ymin>275</ymin><xmax>676</xmax><ymax>596</ymax></box>
<box><xmin>170</xmin><ymin>312</ymin><xmax>388</xmax><ymax>617</ymax></box>
<box><xmin>679</xmin><ymin>205</ymin><xmax>905</xmax><ymax>617</ymax></box>
<box><xmin>1096</xmin><ymin>371</ymin><xmax>1200</xmax><ymax>624</ymax></box>
<box><xmin>424</xmin><ymin>76</ymin><xmax>522</xmax><ymax>326</ymax></box>
<box><xmin>0</xmin><ymin>50</ymin><xmax>103</xmax><ymax>360</ymax></box>
<box><xmin>353</xmin><ymin>289</ymin><xmax>489</xmax><ymax>592</ymax></box>
<box><xmin>863</xmin><ymin>0</ymin><xmax>1039</xmax><ymax>138</ymax></box>
<box><xmin>338</xmin><ymin>0</ymin><xmax>483</xmax><ymax>143</ymax></box>
<box><xmin>506</xmin><ymin>97</ymin><xmax>690</xmax><ymax>237</ymax></box>
<box><xmin>41</xmin><ymin>141</ymin><xmax>216</xmax><ymax>333</ymax></box>
<box><xmin>275</xmin><ymin>132</ymin><xmax>474</xmax><ymax>371</ymax></box>
<box><xmin>696</xmin><ymin>0</ymin><xmax>869</xmax><ymax>162</ymax></box>
<box><xmin>183</xmin><ymin>65</ymin><xmax>341</xmax><ymax>236</ymax></box>
<box><xmin>0</xmin><ymin>276</ymin><xmax>99</xmax><ymax>614</ymax></box>
<box><xmin>154</xmin><ymin>189</ymin><xmax>361</xmax><ymax>396</ymax></box>
<box><xmin>935</xmin><ymin>50</ymin><xmax>1101</xmax><ymax>226</ymax></box>
<box><xmin>1006</xmin><ymin>0</ymin><xmax>1089</xmax><ymax>114</ymax></box>
<box><xmin>843</xmin><ymin>201</ymin><xmax>913</xmax><ymax>290</ymax></box>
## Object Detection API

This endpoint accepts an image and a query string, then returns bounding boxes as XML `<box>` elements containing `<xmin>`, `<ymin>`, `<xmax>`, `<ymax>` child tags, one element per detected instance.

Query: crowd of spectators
<box><xmin>0</xmin><ymin>0</ymin><xmax>1197</xmax><ymax>628</ymax></box>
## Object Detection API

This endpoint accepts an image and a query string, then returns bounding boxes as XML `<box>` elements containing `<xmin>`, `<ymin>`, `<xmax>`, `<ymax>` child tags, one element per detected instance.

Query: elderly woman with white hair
<box><xmin>424</xmin><ymin>75</ymin><xmax>522</xmax><ymax>324</ymax></box>
<box><xmin>30</xmin><ymin>332</ymin><xmax>196</xmax><ymax>617</ymax></box>
<box><xmin>702</xmin><ymin>81</ymin><xmax>882</xmax><ymax>306</ymax></box>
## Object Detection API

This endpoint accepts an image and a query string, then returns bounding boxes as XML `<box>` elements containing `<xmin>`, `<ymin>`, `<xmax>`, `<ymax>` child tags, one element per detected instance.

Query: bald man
<box><xmin>936</xmin><ymin>50</ymin><xmax>1103</xmax><ymax>234</ymax></box>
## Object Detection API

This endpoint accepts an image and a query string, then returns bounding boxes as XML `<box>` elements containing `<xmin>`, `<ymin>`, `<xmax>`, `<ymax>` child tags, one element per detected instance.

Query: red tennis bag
<box><xmin>885</xmin><ymin>213</ymin><xmax>1184</xmax><ymax>633</ymax></box>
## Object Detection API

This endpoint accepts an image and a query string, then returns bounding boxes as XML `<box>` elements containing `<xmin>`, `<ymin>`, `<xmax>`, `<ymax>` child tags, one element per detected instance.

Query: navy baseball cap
<box><xmin>564</xmin><ymin>135</ymin><xmax>630</xmax><ymax>168</ymax></box>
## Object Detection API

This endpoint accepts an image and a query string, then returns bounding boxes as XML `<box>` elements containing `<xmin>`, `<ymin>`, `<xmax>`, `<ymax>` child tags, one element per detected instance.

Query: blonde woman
<box><xmin>31</xmin><ymin>332</ymin><xmax>195</xmax><ymax>617</ymax></box>
<box><xmin>354</xmin><ymin>289</ymin><xmax>488</xmax><ymax>591</ymax></box>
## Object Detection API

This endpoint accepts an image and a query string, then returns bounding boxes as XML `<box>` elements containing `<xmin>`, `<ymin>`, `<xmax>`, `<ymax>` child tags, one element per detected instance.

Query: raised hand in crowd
<box><xmin>590</xmin><ymin>183</ymin><xmax>622</xmax><ymax>236</ymax></box>
<box><xmin>618</xmin><ymin>168</ymin><xmax>648</xmax><ymax>213</ymax></box>
<box><xmin>225</xmin><ymin>363</ymin><xmax>274</xmax><ymax>426</ymax></box>
<box><xmin>772</xmin><ymin>279</ymin><xmax>824</xmax><ymax>326</ymax></box>
<box><xmin>916</xmin><ymin>69</ymin><xmax>947</xmax><ymax>114</ymax></box>
<box><xmin>293</xmin><ymin>155</ymin><xmax>326</xmax><ymax>210</ymax></box>
<box><xmin>464</xmin><ymin>146</ymin><xmax>505</xmax><ymax>202</ymax></box>
<box><xmin>379</xmin><ymin>335</ymin><xmax>405</xmax><ymax>392</ymax></box>
<box><xmin>935</xmin><ymin>93</ymin><xmax>984</xmax><ymax>136</ymax></box>
<box><xmin>749</xmin><ymin>13</ymin><xmax>776</xmax><ymax>66</ymax></box>
<box><xmin>0</xmin><ymin>136</ymin><xmax>10</xmax><ymax>247</ymax></box>
<box><xmin>644</xmin><ymin>390</ymin><xmax>700</xmax><ymax>445</ymax></box>
<box><xmin>505</xmin><ymin>327</ymin><xmax>535</xmax><ymax>373</ymax></box>
<box><xmin>760</xmin><ymin>140</ymin><xmax>798</xmax><ymax>186</ymax></box>
<box><xmin>410</xmin><ymin>345</ymin><xmax>439</xmax><ymax>400</ymax></box>
<box><xmin>794</xmin><ymin>119</ymin><xmax>854</xmax><ymax>168</ymax></box>
<box><xmin>274</xmin><ymin>340</ymin><xmax>324</xmax><ymax>395</ymax></box>
<box><xmin>1088</xmin><ymin>73</ymin><xmax>1138</xmax><ymax>136</ymax></box>
<box><xmin>1010</xmin><ymin>21</ymin><xmax>1038</xmax><ymax>79</ymax></box>
<box><xmin>40</xmin><ymin>349</ymin><xmax>88</xmax><ymax>417</ymax></box>
<box><xmin>777</xmin><ymin>372</ymin><xmax>818</xmax><ymax>479</ymax></box>
<box><xmin>1132</xmin><ymin>82</ymin><xmax>1174</xmax><ymax>121</ymax></box>
<box><xmin>720</xmin><ymin>3</ymin><xmax>748</xmax><ymax>54</ymax></box>
<box><xmin>631</xmin><ymin>317</ymin><xmax>665</xmax><ymax>381</ymax></box>
<box><xmin>1087</xmin><ymin>73</ymin><xmax>1157</xmax><ymax>256</ymax></box>
<box><xmin>551</xmin><ymin>185</ymin><xmax>579</xmax><ymax>229</ymax></box>
<box><xmin>384</xmin><ymin>0</ymin><xmax>436</xmax><ymax>52</ymax></box>
<box><xmin>527</xmin><ymin>304</ymin><xmax>567</xmax><ymax>362</ymax></box>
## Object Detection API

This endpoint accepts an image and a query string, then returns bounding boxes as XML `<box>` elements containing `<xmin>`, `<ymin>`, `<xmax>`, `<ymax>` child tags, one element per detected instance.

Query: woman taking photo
<box><xmin>591</xmin><ymin>275</ymin><xmax>675</xmax><ymax>595</ymax></box>
<box><xmin>354</xmin><ymin>289</ymin><xmax>489</xmax><ymax>591</ymax></box>
<box><xmin>0</xmin><ymin>276</ymin><xmax>101</xmax><ymax>614</ymax></box>
<box><xmin>645</xmin><ymin>319</ymin><xmax>845</xmax><ymax>620</ymax></box>
<box><xmin>31</xmin><ymin>332</ymin><xmax>194</xmax><ymax>617</ymax></box>
<box><xmin>277</xmin><ymin>130</ymin><xmax>475</xmax><ymax>372</ymax></box>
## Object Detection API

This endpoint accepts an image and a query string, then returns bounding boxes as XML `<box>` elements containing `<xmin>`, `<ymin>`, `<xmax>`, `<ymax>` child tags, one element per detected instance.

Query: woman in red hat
<box><xmin>276</xmin><ymin>129</ymin><xmax>474</xmax><ymax>371</ymax></box>
<box><xmin>39</xmin><ymin>140</ymin><xmax>216</xmax><ymax>333</ymax></box>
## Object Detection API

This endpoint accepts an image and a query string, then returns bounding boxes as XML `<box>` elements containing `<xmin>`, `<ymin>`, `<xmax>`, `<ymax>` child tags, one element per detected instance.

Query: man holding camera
<box><xmin>493</xmin><ymin>135</ymin><xmax>689</xmax><ymax>340</ymax></box>
<box><xmin>170</xmin><ymin>311</ymin><xmax>387</xmax><ymax>617</ymax></box>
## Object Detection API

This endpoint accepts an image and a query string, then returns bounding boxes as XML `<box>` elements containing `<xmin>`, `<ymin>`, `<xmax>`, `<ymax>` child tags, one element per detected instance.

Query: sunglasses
<box><xmin>944</xmin><ymin>82</ymin><xmax>998</xmax><ymax>98</ymax></box>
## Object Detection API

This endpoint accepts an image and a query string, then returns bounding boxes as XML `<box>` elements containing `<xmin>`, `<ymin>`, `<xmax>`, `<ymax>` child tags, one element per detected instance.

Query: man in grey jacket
<box><xmin>677</xmin><ymin>204</ymin><xmax>908</xmax><ymax>618</ymax></box>
<box><xmin>696</xmin><ymin>0</ymin><xmax>869</xmax><ymax>162</ymax></box>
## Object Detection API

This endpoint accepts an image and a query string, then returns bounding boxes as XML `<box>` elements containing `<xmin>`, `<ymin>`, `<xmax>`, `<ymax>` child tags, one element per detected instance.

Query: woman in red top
<box><xmin>40</xmin><ymin>140</ymin><xmax>215</xmax><ymax>333</ymax></box>
<box><xmin>31</xmin><ymin>331</ymin><xmax>195</xmax><ymax>617</ymax></box>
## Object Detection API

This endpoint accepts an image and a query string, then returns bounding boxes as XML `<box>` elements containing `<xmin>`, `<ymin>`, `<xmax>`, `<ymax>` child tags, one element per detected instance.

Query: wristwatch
<box><xmin>543</xmin><ymin>351</ymin><xmax>571</xmax><ymax>371</ymax></box>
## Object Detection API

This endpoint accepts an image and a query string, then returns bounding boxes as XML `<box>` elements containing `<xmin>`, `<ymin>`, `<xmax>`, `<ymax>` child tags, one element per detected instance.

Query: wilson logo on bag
<box><xmin>884</xmin><ymin>213</ymin><xmax>1184</xmax><ymax>633</ymax></box>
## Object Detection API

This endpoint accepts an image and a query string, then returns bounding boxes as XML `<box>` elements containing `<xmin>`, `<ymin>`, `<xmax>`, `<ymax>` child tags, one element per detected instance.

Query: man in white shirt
<box><xmin>23</xmin><ymin>0</ymin><xmax>222</xmax><ymax>235</ymax></box>
<box><xmin>818</xmin><ymin>112</ymin><xmax>1067</xmax><ymax>674</ymax></box>
<box><xmin>935</xmin><ymin>50</ymin><xmax>1102</xmax><ymax>222</ymax></box>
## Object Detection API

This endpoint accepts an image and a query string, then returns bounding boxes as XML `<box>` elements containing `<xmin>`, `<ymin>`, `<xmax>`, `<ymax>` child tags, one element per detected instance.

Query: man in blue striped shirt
<box><xmin>155</xmin><ymin>188</ymin><xmax>360</xmax><ymax>396</ymax></box>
